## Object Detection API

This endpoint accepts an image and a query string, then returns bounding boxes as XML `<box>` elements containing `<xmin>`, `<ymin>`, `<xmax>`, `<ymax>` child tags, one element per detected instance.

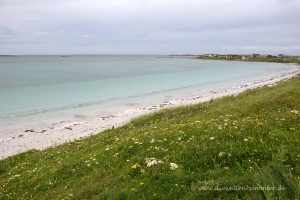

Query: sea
<box><xmin>0</xmin><ymin>55</ymin><xmax>297</xmax><ymax>133</ymax></box>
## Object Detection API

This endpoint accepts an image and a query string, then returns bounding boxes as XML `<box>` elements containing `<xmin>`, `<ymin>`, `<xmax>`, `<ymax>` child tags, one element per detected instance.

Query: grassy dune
<box><xmin>1</xmin><ymin>75</ymin><xmax>300</xmax><ymax>199</ymax></box>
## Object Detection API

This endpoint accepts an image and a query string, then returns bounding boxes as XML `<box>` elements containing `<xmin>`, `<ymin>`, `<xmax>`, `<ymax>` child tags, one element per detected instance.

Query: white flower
<box><xmin>290</xmin><ymin>110</ymin><xmax>299</xmax><ymax>114</ymax></box>
<box><xmin>145</xmin><ymin>158</ymin><xmax>164</xmax><ymax>167</ymax></box>
<box><xmin>158</xmin><ymin>160</ymin><xmax>164</xmax><ymax>164</ymax></box>
<box><xmin>150</xmin><ymin>139</ymin><xmax>155</xmax><ymax>143</ymax></box>
<box><xmin>170</xmin><ymin>162</ymin><xmax>178</xmax><ymax>170</ymax></box>
<box><xmin>210</xmin><ymin>137</ymin><xmax>215</xmax><ymax>140</ymax></box>
<box><xmin>218</xmin><ymin>152</ymin><xmax>226</xmax><ymax>157</ymax></box>
<box><xmin>243</xmin><ymin>138</ymin><xmax>249</xmax><ymax>142</ymax></box>
<box><xmin>145</xmin><ymin>158</ymin><xmax>158</xmax><ymax>167</ymax></box>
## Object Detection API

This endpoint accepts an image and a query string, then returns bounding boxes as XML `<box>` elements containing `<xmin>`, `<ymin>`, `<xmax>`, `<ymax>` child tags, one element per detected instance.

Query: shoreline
<box><xmin>0</xmin><ymin>67</ymin><xmax>299</xmax><ymax>160</ymax></box>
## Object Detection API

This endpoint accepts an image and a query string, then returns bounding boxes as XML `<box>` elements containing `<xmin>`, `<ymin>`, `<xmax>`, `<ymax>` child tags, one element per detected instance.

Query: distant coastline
<box><xmin>0</xmin><ymin>55</ymin><xmax>16</xmax><ymax>57</ymax></box>
<box><xmin>196</xmin><ymin>53</ymin><xmax>300</xmax><ymax>65</ymax></box>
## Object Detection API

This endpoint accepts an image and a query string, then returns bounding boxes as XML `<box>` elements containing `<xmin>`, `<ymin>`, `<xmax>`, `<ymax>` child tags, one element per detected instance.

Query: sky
<box><xmin>0</xmin><ymin>0</ymin><xmax>300</xmax><ymax>55</ymax></box>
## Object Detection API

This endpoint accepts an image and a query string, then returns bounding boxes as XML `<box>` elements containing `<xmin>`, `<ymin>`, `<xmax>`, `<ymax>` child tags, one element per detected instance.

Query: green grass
<box><xmin>1</xmin><ymin>75</ymin><xmax>300</xmax><ymax>200</ymax></box>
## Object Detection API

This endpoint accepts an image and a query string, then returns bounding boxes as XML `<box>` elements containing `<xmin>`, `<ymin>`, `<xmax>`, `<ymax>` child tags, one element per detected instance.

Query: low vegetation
<box><xmin>0</xmin><ymin>75</ymin><xmax>299</xmax><ymax>199</ymax></box>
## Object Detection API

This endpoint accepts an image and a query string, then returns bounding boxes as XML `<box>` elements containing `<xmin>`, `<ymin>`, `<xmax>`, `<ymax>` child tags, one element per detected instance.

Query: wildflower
<box><xmin>224</xmin><ymin>167</ymin><xmax>229</xmax><ymax>170</ymax></box>
<box><xmin>218</xmin><ymin>152</ymin><xmax>226</xmax><ymax>157</ymax></box>
<box><xmin>150</xmin><ymin>139</ymin><xmax>155</xmax><ymax>143</ymax></box>
<box><xmin>170</xmin><ymin>162</ymin><xmax>178</xmax><ymax>170</ymax></box>
<box><xmin>257</xmin><ymin>122</ymin><xmax>263</xmax><ymax>126</ymax></box>
<box><xmin>140</xmin><ymin>182</ymin><xmax>144</xmax><ymax>185</ymax></box>
<box><xmin>158</xmin><ymin>160</ymin><xmax>164</xmax><ymax>164</ymax></box>
<box><xmin>243</xmin><ymin>138</ymin><xmax>249</xmax><ymax>142</ymax></box>
<box><xmin>260</xmin><ymin>139</ymin><xmax>264</xmax><ymax>143</ymax></box>
<box><xmin>210</xmin><ymin>137</ymin><xmax>215</xmax><ymax>140</ymax></box>
<box><xmin>290</xmin><ymin>110</ymin><xmax>299</xmax><ymax>114</ymax></box>
<box><xmin>145</xmin><ymin>158</ymin><xmax>159</xmax><ymax>167</ymax></box>
<box><xmin>131</xmin><ymin>164</ymin><xmax>138</xmax><ymax>169</ymax></box>
<box><xmin>131</xmin><ymin>188</ymin><xmax>136</xmax><ymax>191</ymax></box>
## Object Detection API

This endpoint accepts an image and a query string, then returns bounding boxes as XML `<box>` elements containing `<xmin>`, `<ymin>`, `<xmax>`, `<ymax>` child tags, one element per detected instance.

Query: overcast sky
<box><xmin>0</xmin><ymin>0</ymin><xmax>299</xmax><ymax>55</ymax></box>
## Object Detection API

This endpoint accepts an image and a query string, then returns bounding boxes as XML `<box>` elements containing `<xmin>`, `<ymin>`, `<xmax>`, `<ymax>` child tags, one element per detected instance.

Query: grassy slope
<box><xmin>0</xmin><ymin>76</ymin><xmax>300</xmax><ymax>200</ymax></box>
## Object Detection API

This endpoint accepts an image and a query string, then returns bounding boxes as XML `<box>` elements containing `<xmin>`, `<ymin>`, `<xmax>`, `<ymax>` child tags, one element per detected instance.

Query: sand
<box><xmin>0</xmin><ymin>67</ymin><xmax>299</xmax><ymax>160</ymax></box>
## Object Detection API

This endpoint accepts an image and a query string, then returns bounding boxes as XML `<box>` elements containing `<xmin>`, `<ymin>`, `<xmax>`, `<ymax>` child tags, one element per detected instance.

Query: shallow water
<box><xmin>0</xmin><ymin>55</ymin><xmax>296</xmax><ymax>131</ymax></box>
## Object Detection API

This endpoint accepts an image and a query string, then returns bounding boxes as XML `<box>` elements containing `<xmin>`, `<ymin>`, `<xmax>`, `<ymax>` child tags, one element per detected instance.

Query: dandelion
<box><xmin>257</xmin><ymin>122</ymin><xmax>263</xmax><ymax>126</ymax></box>
<box><xmin>170</xmin><ymin>162</ymin><xmax>178</xmax><ymax>170</ymax></box>
<box><xmin>131</xmin><ymin>164</ymin><xmax>138</xmax><ymax>169</ymax></box>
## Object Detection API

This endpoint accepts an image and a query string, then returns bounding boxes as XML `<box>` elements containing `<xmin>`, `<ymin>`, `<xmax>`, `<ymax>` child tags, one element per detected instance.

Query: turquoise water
<box><xmin>0</xmin><ymin>55</ymin><xmax>294</xmax><ymax>129</ymax></box>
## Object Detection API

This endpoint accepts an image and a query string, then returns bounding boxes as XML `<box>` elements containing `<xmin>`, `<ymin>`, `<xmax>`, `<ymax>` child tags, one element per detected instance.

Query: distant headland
<box><xmin>196</xmin><ymin>53</ymin><xmax>300</xmax><ymax>64</ymax></box>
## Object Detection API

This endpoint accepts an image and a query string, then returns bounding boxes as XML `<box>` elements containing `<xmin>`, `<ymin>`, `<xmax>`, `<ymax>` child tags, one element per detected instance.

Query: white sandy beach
<box><xmin>0</xmin><ymin>68</ymin><xmax>299</xmax><ymax>160</ymax></box>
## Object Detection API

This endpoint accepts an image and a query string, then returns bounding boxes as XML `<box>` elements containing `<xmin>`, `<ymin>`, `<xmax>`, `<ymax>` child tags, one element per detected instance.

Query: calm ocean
<box><xmin>0</xmin><ymin>55</ymin><xmax>296</xmax><ymax>130</ymax></box>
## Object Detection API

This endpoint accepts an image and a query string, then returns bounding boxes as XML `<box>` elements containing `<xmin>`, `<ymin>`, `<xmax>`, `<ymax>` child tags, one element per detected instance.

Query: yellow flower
<box><xmin>257</xmin><ymin>122</ymin><xmax>263</xmax><ymax>126</ymax></box>
<box><xmin>224</xmin><ymin>167</ymin><xmax>229</xmax><ymax>170</ymax></box>
<box><xmin>131</xmin><ymin>164</ymin><xmax>138</xmax><ymax>169</ymax></box>
<box><xmin>131</xmin><ymin>188</ymin><xmax>136</xmax><ymax>191</ymax></box>
<box><xmin>140</xmin><ymin>182</ymin><xmax>144</xmax><ymax>185</ymax></box>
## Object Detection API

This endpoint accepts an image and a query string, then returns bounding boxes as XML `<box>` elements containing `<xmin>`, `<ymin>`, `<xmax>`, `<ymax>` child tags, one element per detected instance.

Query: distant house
<box><xmin>251</xmin><ymin>54</ymin><xmax>260</xmax><ymax>58</ymax></box>
<box><xmin>204</xmin><ymin>54</ymin><xmax>217</xmax><ymax>58</ymax></box>
<box><xmin>226</xmin><ymin>54</ymin><xmax>239</xmax><ymax>59</ymax></box>
<box><xmin>216</xmin><ymin>54</ymin><xmax>227</xmax><ymax>58</ymax></box>
<box><xmin>278</xmin><ymin>54</ymin><xmax>285</xmax><ymax>58</ymax></box>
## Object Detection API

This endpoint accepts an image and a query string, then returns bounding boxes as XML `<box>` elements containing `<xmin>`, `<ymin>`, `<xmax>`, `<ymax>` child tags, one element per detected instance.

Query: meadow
<box><xmin>0</xmin><ymin>75</ymin><xmax>299</xmax><ymax>199</ymax></box>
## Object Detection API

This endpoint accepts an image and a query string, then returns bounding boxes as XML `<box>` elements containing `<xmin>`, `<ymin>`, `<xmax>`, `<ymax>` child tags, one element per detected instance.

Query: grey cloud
<box><xmin>0</xmin><ymin>0</ymin><xmax>299</xmax><ymax>55</ymax></box>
